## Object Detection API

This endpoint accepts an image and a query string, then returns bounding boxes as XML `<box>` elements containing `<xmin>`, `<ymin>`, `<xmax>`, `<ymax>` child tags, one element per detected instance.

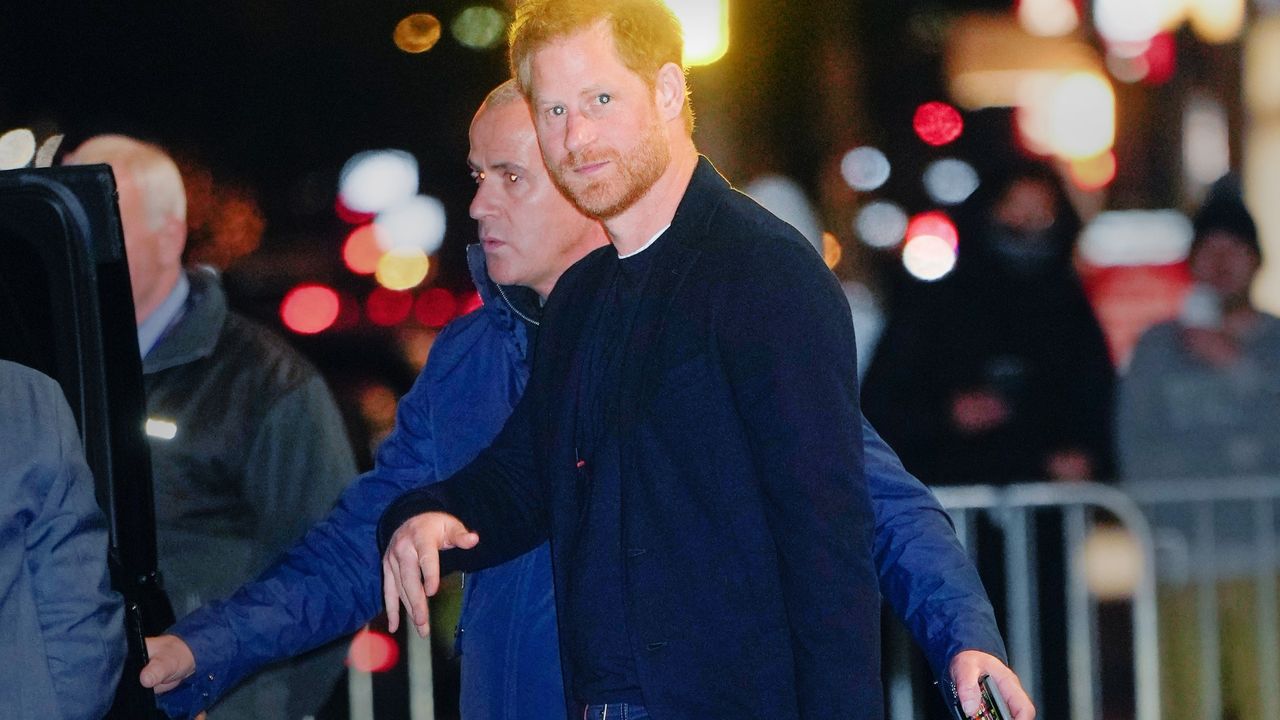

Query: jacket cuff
<box><xmin>158</xmin><ymin>605</ymin><xmax>244</xmax><ymax>717</ymax></box>
<box><xmin>932</xmin><ymin>621</ymin><xmax>1009</xmax><ymax>682</ymax></box>
<box><xmin>376</xmin><ymin>487</ymin><xmax>450</xmax><ymax>554</ymax></box>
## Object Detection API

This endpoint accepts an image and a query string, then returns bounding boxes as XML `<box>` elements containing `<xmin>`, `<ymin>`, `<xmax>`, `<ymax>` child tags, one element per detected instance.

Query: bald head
<box><xmin>66</xmin><ymin>135</ymin><xmax>188</xmax><ymax>324</ymax></box>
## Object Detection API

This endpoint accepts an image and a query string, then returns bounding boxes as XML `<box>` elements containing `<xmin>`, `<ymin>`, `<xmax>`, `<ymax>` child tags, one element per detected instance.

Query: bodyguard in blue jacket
<box><xmin>144</xmin><ymin>80</ymin><xmax>1025</xmax><ymax>719</ymax></box>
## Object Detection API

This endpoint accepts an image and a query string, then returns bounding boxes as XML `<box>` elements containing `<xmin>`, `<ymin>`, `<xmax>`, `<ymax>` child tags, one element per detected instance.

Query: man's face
<box><xmin>1191</xmin><ymin>230</ymin><xmax>1261</xmax><ymax>305</ymax></box>
<box><xmin>527</xmin><ymin>21</ymin><xmax>670</xmax><ymax>220</ymax></box>
<box><xmin>113</xmin><ymin>170</ymin><xmax>168</xmax><ymax>317</ymax></box>
<box><xmin>468</xmin><ymin>99</ymin><xmax>603</xmax><ymax>299</ymax></box>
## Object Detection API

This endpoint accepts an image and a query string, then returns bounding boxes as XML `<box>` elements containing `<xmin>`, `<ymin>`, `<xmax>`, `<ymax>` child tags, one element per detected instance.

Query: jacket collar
<box><xmin>465</xmin><ymin>242</ymin><xmax>543</xmax><ymax>328</ymax></box>
<box><xmin>142</xmin><ymin>267</ymin><xmax>226</xmax><ymax>375</ymax></box>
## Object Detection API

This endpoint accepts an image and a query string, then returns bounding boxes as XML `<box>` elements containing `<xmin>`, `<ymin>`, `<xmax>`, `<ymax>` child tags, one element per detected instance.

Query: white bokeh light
<box><xmin>923</xmin><ymin>159</ymin><xmax>981</xmax><ymax>206</ymax></box>
<box><xmin>374</xmin><ymin>195</ymin><xmax>447</xmax><ymax>254</ymax></box>
<box><xmin>840</xmin><ymin>146</ymin><xmax>892</xmax><ymax>192</ymax></box>
<box><xmin>0</xmin><ymin>128</ymin><xmax>37</xmax><ymax>170</ymax></box>
<box><xmin>339</xmin><ymin>150</ymin><xmax>420</xmax><ymax>214</ymax></box>
<box><xmin>854</xmin><ymin>201</ymin><xmax>909</xmax><ymax>249</ymax></box>
<box><xmin>902</xmin><ymin>234</ymin><xmax>958</xmax><ymax>281</ymax></box>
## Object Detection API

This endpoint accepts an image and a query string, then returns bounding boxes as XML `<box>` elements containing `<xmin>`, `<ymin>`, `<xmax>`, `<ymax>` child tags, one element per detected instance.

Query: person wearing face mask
<box><xmin>863</xmin><ymin>158</ymin><xmax>1116</xmax><ymax>719</ymax></box>
<box><xmin>863</xmin><ymin>159</ymin><xmax>1116</xmax><ymax>488</ymax></box>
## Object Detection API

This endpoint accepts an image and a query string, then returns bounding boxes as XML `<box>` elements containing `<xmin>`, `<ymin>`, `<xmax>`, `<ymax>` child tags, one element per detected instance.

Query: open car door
<box><xmin>0</xmin><ymin>164</ymin><xmax>174</xmax><ymax>718</ymax></box>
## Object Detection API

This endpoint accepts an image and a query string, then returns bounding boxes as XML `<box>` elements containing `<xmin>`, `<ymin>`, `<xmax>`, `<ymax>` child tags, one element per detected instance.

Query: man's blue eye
<box><xmin>550</xmin><ymin>106</ymin><xmax>565</xmax><ymax>116</ymax></box>
<box><xmin>598</xmin><ymin>94</ymin><xmax>611</xmax><ymax>104</ymax></box>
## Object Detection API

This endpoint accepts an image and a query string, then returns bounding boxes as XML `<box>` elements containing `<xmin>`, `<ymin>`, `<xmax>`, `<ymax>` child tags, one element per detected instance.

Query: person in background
<box><xmin>1118</xmin><ymin>179</ymin><xmax>1280</xmax><ymax>720</ymax></box>
<box><xmin>65</xmin><ymin>135</ymin><xmax>357</xmax><ymax>719</ymax></box>
<box><xmin>0</xmin><ymin>359</ymin><xmax>125</xmax><ymax>720</ymax></box>
<box><xmin>1119</xmin><ymin>179</ymin><xmax>1280</xmax><ymax>480</ymax></box>
<box><xmin>863</xmin><ymin>158</ymin><xmax>1115</xmax><ymax>718</ymax></box>
<box><xmin>864</xmin><ymin>159</ymin><xmax>1115</xmax><ymax>487</ymax></box>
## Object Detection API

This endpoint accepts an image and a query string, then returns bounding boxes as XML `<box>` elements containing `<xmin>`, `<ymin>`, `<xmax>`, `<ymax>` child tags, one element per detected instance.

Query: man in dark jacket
<box><xmin>380</xmin><ymin>3</ymin><xmax>1035</xmax><ymax>719</ymax></box>
<box><xmin>143</xmin><ymin>79</ymin><xmax>1027</xmax><ymax>718</ymax></box>
<box><xmin>65</xmin><ymin>135</ymin><xmax>357</xmax><ymax>719</ymax></box>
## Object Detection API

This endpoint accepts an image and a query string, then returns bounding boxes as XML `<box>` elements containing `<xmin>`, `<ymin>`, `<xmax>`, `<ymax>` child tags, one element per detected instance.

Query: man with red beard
<box><xmin>380</xmin><ymin>2</ymin><xmax>1034</xmax><ymax>719</ymax></box>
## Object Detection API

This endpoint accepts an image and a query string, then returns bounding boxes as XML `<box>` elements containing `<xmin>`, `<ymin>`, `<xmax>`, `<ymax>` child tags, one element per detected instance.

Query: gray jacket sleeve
<box><xmin>15</xmin><ymin>366</ymin><xmax>126</xmax><ymax>720</ymax></box>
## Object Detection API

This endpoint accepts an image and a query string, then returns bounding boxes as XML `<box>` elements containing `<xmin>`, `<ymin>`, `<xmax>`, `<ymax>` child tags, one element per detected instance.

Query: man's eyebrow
<box><xmin>491</xmin><ymin>161</ymin><xmax>526</xmax><ymax>174</ymax></box>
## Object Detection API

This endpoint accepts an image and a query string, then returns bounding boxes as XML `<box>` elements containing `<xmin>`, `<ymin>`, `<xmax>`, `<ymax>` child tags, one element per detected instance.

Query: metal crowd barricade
<box><xmin>1121</xmin><ymin>476</ymin><xmax>1280</xmax><ymax>720</ymax></box>
<box><xmin>884</xmin><ymin>482</ymin><xmax>1162</xmax><ymax>720</ymax></box>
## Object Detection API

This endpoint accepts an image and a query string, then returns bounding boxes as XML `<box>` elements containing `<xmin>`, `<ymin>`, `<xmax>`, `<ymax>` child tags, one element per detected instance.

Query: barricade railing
<box><xmin>1120</xmin><ymin>476</ymin><xmax>1280</xmax><ymax>720</ymax></box>
<box><xmin>884</xmin><ymin>482</ymin><xmax>1161</xmax><ymax>720</ymax></box>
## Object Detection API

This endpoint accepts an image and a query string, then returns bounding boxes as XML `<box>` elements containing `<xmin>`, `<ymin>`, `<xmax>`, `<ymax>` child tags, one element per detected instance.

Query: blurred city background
<box><xmin>3</xmin><ymin>1</ymin><xmax>1279</xmax><ymax>719</ymax></box>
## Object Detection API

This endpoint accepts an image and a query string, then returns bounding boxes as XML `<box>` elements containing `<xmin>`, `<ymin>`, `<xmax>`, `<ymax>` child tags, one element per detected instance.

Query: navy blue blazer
<box><xmin>384</xmin><ymin>158</ymin><xmax>889</xmax><ymax>718</ymax></box>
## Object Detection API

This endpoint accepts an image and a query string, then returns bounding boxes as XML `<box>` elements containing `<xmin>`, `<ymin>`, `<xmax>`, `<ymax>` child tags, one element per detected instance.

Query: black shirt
<box><xmin>566</xmin><ymin>242</ymin><xmax>658</xmax><ymax>704</ymax></box>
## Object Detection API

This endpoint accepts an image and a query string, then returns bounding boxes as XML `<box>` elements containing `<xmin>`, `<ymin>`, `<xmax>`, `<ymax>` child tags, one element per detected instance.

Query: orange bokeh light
<box><xmin>280</xmin><ymin>284</ymin><xmax>341</xmax><ymax>335</ymax></box>
<box><xmin>1069</xmin><ymin>151</ymin><xmax>1118</xmax><ymax>191</ymax></box>
<box><xmin>343</xmin><ymin>225</ymin><xmax>384</xmax><ymax>275</ymax></box>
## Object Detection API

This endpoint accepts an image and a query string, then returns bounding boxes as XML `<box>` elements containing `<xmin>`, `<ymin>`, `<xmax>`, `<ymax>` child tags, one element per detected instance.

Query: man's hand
<box><xmin>139</xmin><ymin>634</ymin><xmax>196</xmax><ymax>694</ymax></box>
<box><xmin>381</xmin><ymin>511</ymin><xmax>479</xmax><ymax>638</ymax></box>
<box><xmin>949</xmin><ymin>649</ymin><xmax>1035</xmax><ymax>719</ymax></box>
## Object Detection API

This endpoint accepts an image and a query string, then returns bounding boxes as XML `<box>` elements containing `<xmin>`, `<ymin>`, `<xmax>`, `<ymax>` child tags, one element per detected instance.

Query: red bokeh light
<box><xmin>457</xmin><ymin>291</ymin><xmax>483</xmax><ymax>316</ymax></box>
<box><xmin>335</xmin><ymin>196</ymin><xmax>376</xmax><ymax>225</ymax></box>
<box><xmin>1142</xmin><ymin>33</ymin><xmax>1176</xmax><ymax>86</ymax></box>
<box><xmin>913</xmin><ymin>102</ymin><xmax>964</xmax><ymax>147</ymax></box>
<box><xmin>414</xmin><ymin>288</ymin><xmax>458</xmax><ymax>328</ymax></box>
<box><xmin>906</xmin><ymin>210</ymin><xmax>959</xmax><ymax>250</ymax></box>
<box><xmin>280</xmin><ymin>284</ymin><xmax>341</xmax><ymax>335</ymax></box>
<box><xmin>366</xmin><ymin>288</ymin><xmax>414</xmax><ymax>326</ymax></box>
<box><xmin>343</xmin><ymin>225</ymin><xmax>384</xmax><ymax>275</ymax></box>
<box><xmin>346</xmin><ymin>628</ymin><xmax>400</xmax><ymax>673</ymax></box>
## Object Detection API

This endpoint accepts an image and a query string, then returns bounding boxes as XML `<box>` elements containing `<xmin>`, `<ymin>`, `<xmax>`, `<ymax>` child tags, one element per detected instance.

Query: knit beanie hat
<box><xmin>1191</xmin><ymin>175</ymin><xmax>1262</xmax><ymax>258</ymax></box>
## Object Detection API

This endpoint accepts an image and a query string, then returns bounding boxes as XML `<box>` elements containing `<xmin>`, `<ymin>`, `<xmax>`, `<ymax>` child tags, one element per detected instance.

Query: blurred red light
<box><xmin>335</xmin><ymin>196</ymin><xmax>376</xmax><ymax>225</ymax></box>
<box><xmin>458</xmin><ymin>291</ymin><xmax>483</xmax><ymax>316</ymax></box>
<box><xmin>346</xmin><ymin>628</ymin><xmax>400</xmax><ymax>673</ymax></box>
<box><xmin>343</xmin><ymin>226</ymin><xmax>383</xmax><ymax>275</ymax></box>
<box><xmin>906</xmin><ymin>210</ymin><xmax>959</xmax><ymax>250</ymax></box>
<box><xmin>414</xmin><ymin>288</ymin><xmax>458</xmax><ymax>328</ymax></box>
<box><xmin>913</xmin><ymin>102</ymin><xmax>964</xmax><ymax>147</ymax></box>
<box><xmin>1142</xmin><ymin>33</ymin><xmax>1176</xmax><ymax>86</ymax></box>
<box><xmin>280</xmin><ymin>284</ymin><xmax>341</xmax><ymax>335</ymax></box>
<box><xmin>366</xmin><ymin>288</ymin><xmax>414</xmax><ymax>326</ymax></box>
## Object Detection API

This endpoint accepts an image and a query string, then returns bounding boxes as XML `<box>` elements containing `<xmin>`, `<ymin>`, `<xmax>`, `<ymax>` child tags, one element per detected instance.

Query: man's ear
<box><xmin>653</xmin><ymin>62</ymin><xmax>687</xmax><ymax>124</ymax></box>
<box><xmin>156</xmin><ymin>216</ymin><xmax>188</xmax><ymax>268</ymax></box>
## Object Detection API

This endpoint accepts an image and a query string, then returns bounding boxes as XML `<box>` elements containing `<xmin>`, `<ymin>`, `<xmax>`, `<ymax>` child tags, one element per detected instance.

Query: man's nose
<box><xmin>470</xmin><ymin>176</ymin><xmax>499</xmax><ymax>220</ymax></box>
<box><xmin>564</xmin><ymin>111</ymin><xmax>594</xmax><ymax>155</ymax></box>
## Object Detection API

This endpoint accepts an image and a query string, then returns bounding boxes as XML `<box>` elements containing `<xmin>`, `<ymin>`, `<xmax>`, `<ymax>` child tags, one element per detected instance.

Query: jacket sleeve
<box><xmin>159</xmin><ymin>368</ymin><xmax>434</xmax><ymax>719</ymax></box>
<box><xmin>27</xmin><ymin>384</ymin><xmax>125</xmax><ymax>720</ymax></box>
<box><xmin>863</xmin><ymin>416</ymin><xmax>1007</xmax><ymax>678</ymax></box>
<box><xmin>1115</xmin><ymin>325</ymin><xmax>1176</xmax><ymax>479</ymax></box>
<box><xmin>715</xmin><ymin>237</ymin><xmax>880</xmax><ymax>717</ymax></box>
<box><xmin>378</xmin><ymin>374</ymin><xmax>550</xmax><ymax>575</ymax></box>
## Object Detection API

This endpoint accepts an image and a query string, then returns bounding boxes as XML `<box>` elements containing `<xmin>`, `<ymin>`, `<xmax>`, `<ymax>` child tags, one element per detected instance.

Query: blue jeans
<box><xmin>581</xmin><ymin>702</ymin><xmax>650</xmax><ymax>720</ymax></box>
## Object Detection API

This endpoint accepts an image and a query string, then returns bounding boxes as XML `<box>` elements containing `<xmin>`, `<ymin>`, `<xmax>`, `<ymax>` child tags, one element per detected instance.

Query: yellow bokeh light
<box><xmin>1047</xmin><ymin>72</ymin><xmax>1116</xmax><ymax>160</ymax></box>
<box><xmin>376</xmin><ymin>248</ymin><xmax>431</xmax><ymax>291</ymax></box>
<box><xmin>394</xmin><ymin>13</ymin><xmax>442</xmax><ymax>54</ymax></box>
<box><xmin>1188</xmin><ymin>0</ymin><xmax>1245</xmax><ymax>44</ymax></box>
<box><xmin>662</xmin><ymin>0</ymin><xmax>729</xmax><ymax>66</ymax></box>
